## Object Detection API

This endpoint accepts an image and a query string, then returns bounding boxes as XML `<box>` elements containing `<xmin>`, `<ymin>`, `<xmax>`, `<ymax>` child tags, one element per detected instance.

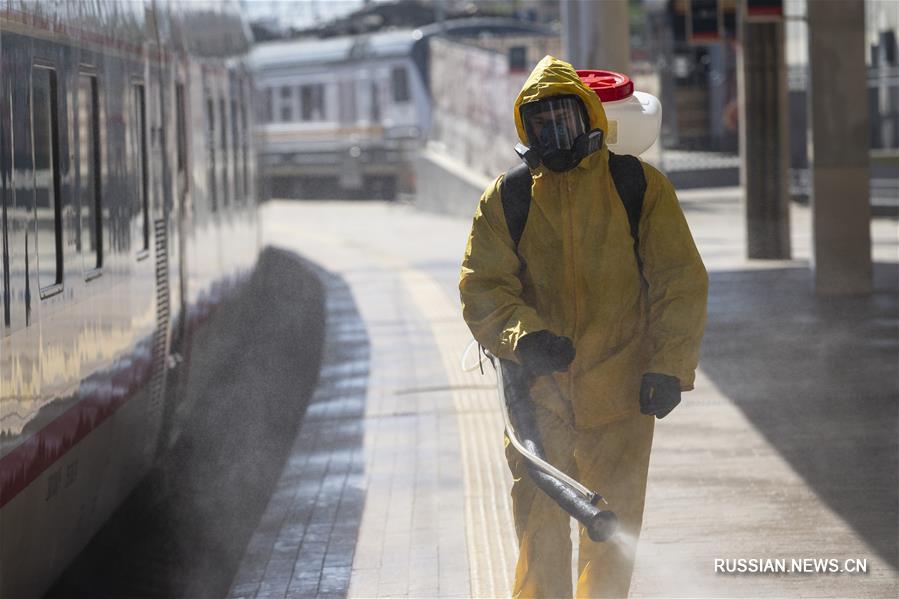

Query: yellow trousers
<box><xmin>505</xmin><ymin>406</ymin><xmax>655</xmax><ymax>598</ymax></box>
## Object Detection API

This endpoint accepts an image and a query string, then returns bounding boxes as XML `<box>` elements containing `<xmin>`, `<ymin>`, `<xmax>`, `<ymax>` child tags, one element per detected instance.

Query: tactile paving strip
<box><xmin>398</xmin><ymin>267</ymin><xmax>518</xmax><ymax>598</ymax></box>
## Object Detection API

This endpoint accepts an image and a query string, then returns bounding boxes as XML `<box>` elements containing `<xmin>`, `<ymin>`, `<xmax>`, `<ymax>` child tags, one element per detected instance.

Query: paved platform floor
<box><xmin>229</xmin><ymin>190</ymin><xmax>897</xmax><ymax>598</ymax></box>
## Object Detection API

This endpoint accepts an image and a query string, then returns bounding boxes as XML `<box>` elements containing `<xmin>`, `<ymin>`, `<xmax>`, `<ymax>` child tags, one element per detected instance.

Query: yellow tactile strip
<box><xmin>398</xmin><ymin>268</ymin><xmax>518</xmax><ymax>598</ymax></box>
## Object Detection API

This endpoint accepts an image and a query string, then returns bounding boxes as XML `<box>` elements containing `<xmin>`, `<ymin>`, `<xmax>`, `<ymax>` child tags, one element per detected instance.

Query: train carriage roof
<box><xmin>249</xmin><ymin>29</ymin><xmax>420</xmax><ymax>71</ymax></box>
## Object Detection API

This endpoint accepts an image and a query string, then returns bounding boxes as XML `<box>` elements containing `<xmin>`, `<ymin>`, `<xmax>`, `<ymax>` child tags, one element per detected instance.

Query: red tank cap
<box><xmin>576</xmin><ymin>70</ymin><xmax>634</xmax><ymax>103</ymax></box>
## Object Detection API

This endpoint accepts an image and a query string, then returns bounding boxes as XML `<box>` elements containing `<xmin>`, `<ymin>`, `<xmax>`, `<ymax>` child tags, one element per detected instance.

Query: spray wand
<box><xmin>461</xmin><ymin>341</ymin><xmax>618</xmax><ymax>542</ymax></box>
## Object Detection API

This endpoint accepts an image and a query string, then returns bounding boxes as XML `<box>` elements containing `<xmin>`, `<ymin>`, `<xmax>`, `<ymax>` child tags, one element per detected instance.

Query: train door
<box><xmin>151</xmin><ymin>45</ymin><xmax>190</xmax><ymax>456</ymax></box>
<box><xmin>1</xmin><ymin>32</ymin><xmax>47</xmax><ymax>595</ymax></box>
<box><xmin>1</xmin><ymin>49</ymin><xmax>9</xmax><ymax>334</ymax></box>
<box><xmin>172</xmin><ymin>75</ymin><xmax>189</xmax><ymax>355</ymax></box>
<box><xmin>141</xmin><ymin>37</ymin><xmax>170</xmax><ymax>458</ymax></box>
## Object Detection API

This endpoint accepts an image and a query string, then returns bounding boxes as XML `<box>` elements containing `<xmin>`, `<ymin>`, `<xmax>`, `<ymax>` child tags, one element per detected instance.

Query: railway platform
<box><xmin>49</xmin><ymin>188</ymin><xmax>897</xmax><ymax>599</ymax></box>
<box><xmin>225</xmin><ymin>192</ymin><xmax>897</xmax><ymax>598</ymax></box>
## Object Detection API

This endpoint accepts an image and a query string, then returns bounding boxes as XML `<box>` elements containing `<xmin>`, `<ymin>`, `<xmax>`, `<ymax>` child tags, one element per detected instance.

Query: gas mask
<box><xmin>516</xmin><ymin>95</ymin><xmax>604</xmax><ymax>172</ymax></box>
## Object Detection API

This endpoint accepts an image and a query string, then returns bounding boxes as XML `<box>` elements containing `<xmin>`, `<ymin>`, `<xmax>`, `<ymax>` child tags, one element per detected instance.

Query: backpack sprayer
<box><xmin>462</xmin><ymin>342</ymin><xmax>618</xmax><ymax>542</ymax></box>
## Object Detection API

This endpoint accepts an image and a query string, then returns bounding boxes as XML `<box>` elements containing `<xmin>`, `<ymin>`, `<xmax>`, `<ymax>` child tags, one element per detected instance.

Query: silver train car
<box><xmin>250</xmin><ymin>29</ymin><xmax>431</xmax><ymax>199</ymax></box>
<box><xmin>0</xmin><ymin>1</ymin><xmax>259</xmax><ymax>595</ymax></box>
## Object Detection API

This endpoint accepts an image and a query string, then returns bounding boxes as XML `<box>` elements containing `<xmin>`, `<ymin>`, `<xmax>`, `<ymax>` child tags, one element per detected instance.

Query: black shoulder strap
<box><xmin>608</xmin><ymin>152</ymin><xmax>647</xmax><ymax>272</ymax></box>
<box><xmin>499</xmin><ymin>162</ymin><xmax>532</xmax><ymax>249</ymax></box>
<box><xmin>500</xmin><ymin>155</ymin><xmax>647</xmax><ymax>271</ymax></box>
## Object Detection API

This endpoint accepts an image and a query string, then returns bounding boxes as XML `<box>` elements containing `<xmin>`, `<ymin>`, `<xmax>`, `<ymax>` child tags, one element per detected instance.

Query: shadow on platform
<box><xmin>228</xmin><ymin>265</ymin><xmax>371</xmax><ymax>598</ymax></box>
<box><xmin>46</xmin><ymin>247</ymin><xmax>344</xmax><ymax>598</ymax></box>
<box><xmin>700</xmin><ymin>262</ymin><xmax>899</xmax><ymax>569</ymax></box>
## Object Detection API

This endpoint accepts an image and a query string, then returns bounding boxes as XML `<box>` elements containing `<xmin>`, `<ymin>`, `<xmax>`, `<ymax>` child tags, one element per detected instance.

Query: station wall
<box><xmin>415</xmin><ymin>36</ymin><xmax>560</xmax><ymax>218</ymax></box>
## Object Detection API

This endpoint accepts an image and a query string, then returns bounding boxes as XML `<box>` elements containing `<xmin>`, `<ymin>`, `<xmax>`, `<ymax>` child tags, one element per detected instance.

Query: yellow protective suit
<box><xmin>459</xmin><ymin>56</ymin><xmax>708</xmax><ymax>598</ymax></box>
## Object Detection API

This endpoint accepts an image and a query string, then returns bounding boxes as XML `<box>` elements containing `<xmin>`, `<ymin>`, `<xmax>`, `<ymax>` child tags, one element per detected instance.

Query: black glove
<box><xmin>515</xmin><ymin>330</ymin><xmax>575</xmax><ymax>377</ymax></box>
<box><xmin>639</xmin><ymin>373</ymin><xmax>681</xmax><ymax>419</ymax></box>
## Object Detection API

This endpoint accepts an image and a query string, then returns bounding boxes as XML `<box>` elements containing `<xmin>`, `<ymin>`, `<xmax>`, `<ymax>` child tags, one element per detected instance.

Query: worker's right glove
<box><xmin>515</xmin><ymin>330</ymin><xmax>575</xmax><ymax>377</ymax></box>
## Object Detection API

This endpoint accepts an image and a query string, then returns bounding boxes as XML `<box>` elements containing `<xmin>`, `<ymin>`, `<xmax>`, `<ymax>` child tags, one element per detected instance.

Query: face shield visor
<box><xmin>517</xmin><ymin>95</ymin><xmax>603</xmax><ymax>172</ymax></box>
<box><xmin>521</xmin><ymin>95</ymin><xmax>589</xmax><ymax>152</ymax></box>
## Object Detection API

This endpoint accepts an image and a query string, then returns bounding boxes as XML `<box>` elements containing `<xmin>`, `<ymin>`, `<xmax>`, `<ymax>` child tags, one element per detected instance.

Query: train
<box><xmin>250</xmin><ymin>18</ymin><xmax>556</xmax><ymax>200</ymax></box>
<box><xmin>250</xmin><ymin>29</ymin><xmax>429</xmax><ymax>200</ymax></box>
<box><xmin>0</xmin><ymin>1</ymin><xmax>258</xmax><ymax>595</ymax></box>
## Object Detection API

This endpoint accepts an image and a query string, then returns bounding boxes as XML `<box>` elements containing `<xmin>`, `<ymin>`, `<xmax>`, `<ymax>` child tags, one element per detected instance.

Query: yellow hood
<box><xmin>513</xmin><ymin>55</ymin><xmax>609</xmax><ymax>147</ymax></box>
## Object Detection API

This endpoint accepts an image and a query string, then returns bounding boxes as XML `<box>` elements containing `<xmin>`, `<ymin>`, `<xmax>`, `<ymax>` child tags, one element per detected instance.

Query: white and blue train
<box><xmin>250</xmin><ymin>29</ymin><xmax>430</xmax><ymax>199</ymax></box>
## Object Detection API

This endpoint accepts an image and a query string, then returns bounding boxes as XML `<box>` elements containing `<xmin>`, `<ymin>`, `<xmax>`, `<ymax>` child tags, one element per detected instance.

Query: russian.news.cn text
<box><xmin>715</xmin><ymin>558</ymin><xmax>868</xmax><ymax>575</ymax></box>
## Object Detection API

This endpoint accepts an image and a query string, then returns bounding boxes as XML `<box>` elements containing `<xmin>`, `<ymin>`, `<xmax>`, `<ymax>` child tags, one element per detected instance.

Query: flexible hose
<box><xmin>498</xmin><ymin>359</ymin><xmax>618</xmax><ymax>542</ymax></box>
<box><xmin>458</xmin><ymin>340</ymin><xmax>618</xmax><ymax>542</ymax></box>
<box><xmin>460</xmin><ymin>338</ymin><xmax>489</xmax><ymax>373</ymax></box>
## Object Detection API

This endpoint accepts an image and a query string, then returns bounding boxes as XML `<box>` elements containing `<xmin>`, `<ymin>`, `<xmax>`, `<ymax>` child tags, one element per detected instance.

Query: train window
<box><xmin>371</xmin><ymin>81</ymin><xmax>381</xmax><ymax>123</ymax></box>
<box><xmin>1</xmin><ymin>105</ymin><xmax>9</xmax><ymax>327</ymax></box>
<box><xmin>508</xmin><ymin>47</ymin><xmax>528</xmax><ymax>73</ymax></box>
<box><xmin>263</xmin><ymin>87</ymin><xmax>273</xmax><ymax>123</ymax></box>
<box><xmin>175</xmin><ymin>82</ymin><xmax>187</xmax><ymax>175</ymax></box>
<box><xmin>132</xmin><ymin>83</ymin><xmax>149</xmax><ymax>254</ymax></box>
<box><xmin>300</xmin><ymin>85</ymin><xmax>324</xmax><ymax>121</ymax></box>
<box><xmin>240</xmin><ymin>91</ymin><xmax>249</xmax><ymax>199</ymax></box>
<box><xmin>32</xmin><ymin>65</ymin><xmax>63</xmax><ymax>294</ymax></box>
<box><xmin>206</xmin><ymin>96</ymin><xmax>217</xmax><ymax>211</ymax></box>
<box><xmin>391</xmin><ymin>67</ymin><xmax>410</xmax><ymax>103</ymax></box>
<box><xmin>219</xmin><ymin>97</ymin><xmax>228</xmax><ymax>207</ymax></box>
<box><xmin>231</xmin><ymin>98</ymin><xmax>240</xmax><ymax>204</ymax></box>
<box><xmin>78</xmin><ymin>73</ymin><xmax>102</xmax><ymax>273</ymax></box>
<box><xmin>279</xmin><ymin>86</ymin><xmax>292</xmax><ymax>122</ymax></box>
<box><xmin>338</xmin><ymin>81</ymin><xmax>356</xmax><ymax>123</ymax></box>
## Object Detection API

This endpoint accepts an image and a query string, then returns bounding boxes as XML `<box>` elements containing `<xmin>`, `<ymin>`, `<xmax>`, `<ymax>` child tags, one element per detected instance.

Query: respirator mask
<box><xmin>516</xmin><ymin>95</ymin><xmax>604</xmax><ymax>172</ymax></box>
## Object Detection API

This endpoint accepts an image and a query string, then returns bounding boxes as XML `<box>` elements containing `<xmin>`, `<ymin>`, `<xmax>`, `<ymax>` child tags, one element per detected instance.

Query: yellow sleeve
<box><xmin>637</xmin><ymin>165</ymin><xmax>709</xmax><ymax>391</ymax></box>
<box><xmin>459</xmin><ymin>175</ymin><xmax>547</xmax><ymax>360</ymax></box>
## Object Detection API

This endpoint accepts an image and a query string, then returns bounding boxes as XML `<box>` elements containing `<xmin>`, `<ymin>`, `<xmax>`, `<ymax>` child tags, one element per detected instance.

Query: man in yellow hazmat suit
<box><xmin>459</xmin><ymin>56</ymin><xmax>708</xmax><ymax>597</ymax></box>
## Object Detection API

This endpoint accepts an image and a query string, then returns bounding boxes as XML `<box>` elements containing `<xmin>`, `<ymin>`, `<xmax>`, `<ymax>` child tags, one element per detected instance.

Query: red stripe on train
<box><xmin>0</xmin><ymin>353</ymin><xmax>154</xmax><ymax>508</ymax></box>
<box><xmin>0</xmin><ymin>297</ymin><xmax>220</xmax><ymax>509</ymax></box>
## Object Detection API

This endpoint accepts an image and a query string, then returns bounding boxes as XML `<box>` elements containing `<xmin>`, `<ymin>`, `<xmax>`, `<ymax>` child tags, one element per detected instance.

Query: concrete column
<box><xmin>738</xmin><ymin>18</ymin><xmax>790</xmax><ymax>259</ymax></box>
<box><xmin>807</xmin><ymin>0</ymin><xmax>872</xmax><ymax>295</ymax></box>
<box><xmin>562</xmin><ymin>0</ymin><xmax>630</xmax><ymax>73</ymax></box>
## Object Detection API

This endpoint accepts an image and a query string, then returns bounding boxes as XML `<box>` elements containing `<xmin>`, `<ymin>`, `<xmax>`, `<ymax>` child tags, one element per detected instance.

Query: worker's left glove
<box><xmin>639</xmin><ymin>373</ymin><xmax>681</xmax><ymax>419</ymax></box>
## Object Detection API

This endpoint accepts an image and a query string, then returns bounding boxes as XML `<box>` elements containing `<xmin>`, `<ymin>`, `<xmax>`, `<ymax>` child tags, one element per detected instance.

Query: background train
<box><xmin>250</xmin><ymin>18</ymin><xmax>554</xmax><ymax>200</ymax></box>
<box><xmin>250</xmin><ymin>29</ymin><xmax>429</xmax><ymax>200</ymax></box>
<box><xmin>0</xmin><ymin>1</ymin><xmax>258</xmax><ymax>595</ymax></box>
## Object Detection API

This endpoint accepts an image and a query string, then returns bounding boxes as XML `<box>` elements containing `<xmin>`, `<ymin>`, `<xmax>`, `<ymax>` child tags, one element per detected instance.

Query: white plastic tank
<box><xmin>577</xmin><ymin>70</ymin><xmax>662</xmax><ymax>157</ymax></box>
